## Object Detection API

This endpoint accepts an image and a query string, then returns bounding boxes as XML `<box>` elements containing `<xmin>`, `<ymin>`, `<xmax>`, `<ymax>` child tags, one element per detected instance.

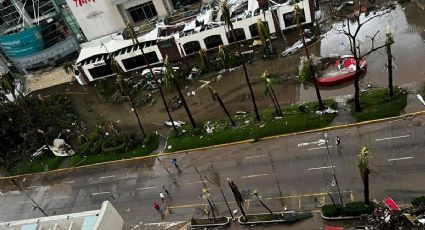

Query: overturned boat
<box><xmin>317</xmin><ymin>55</ymin><xmax>367</xmax><ymax>86</ymax></box>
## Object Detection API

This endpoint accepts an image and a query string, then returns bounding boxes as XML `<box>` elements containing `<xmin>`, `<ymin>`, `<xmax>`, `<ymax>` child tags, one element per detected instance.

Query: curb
<box><xmin>320</xmin><ymin>212</ymin><xmax>360</xmax><ymax>220</ymax></box>
<box><xmin>2</xmin><ymin>110</ymin><xmax>424</xmax><ymax>180</ymax></box>
<box><xmin>190</xmin><ymin>217</ymin><xmax>231</xmax><ymax>229</ymax></box>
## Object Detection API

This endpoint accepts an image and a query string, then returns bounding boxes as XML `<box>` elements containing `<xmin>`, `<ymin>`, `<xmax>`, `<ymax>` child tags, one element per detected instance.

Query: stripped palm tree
<box><xmin>125</xmin><ymin>21</ymin><xmax>178</xmax><ymax>133</ymax></box>
<box><xmin>261</xmin><ymin>71</ymin><xmax>282</xmax><ymax>116</ymax></box>
<box><xmin>111</xmin><ymin>60</ymin><xmax>145</xmax><ymax>137</ymax></box>
<box><xmin>199</xmin><ymin>49</ymin><xmax>211</xmax><ymax>73</ymax></box>
<box><xmin>202</xmin><ymin>187</ymin><xmax>217</xmax><ymax>221</ymax></box>
<box><xmin>293</xmin><ymin>5</ymin><xmax>325</xmax><ymax>110</ymax></box>
<box><xmin>163</xmin><ymin>56</ymin><xmax>197</xmax><ymax>128</ymax></box>
<box><xmin>385</xmin><ymin>27</ymin><xmax>395</xmax><ymax>98</ymax></box>
<box><xmin>208</xmin><ymin>85</ymin><xmax>235</xmax><ymax>126</ymax></box>
<box><xmin>358</xmin><ymin>146</ymin><xmax>371</xmax><ymax>205</ymax></box>
<box><xmin>253</xmin><ymin>190</ymin><xmax>273</xmax><ymax>214</ymax></box>
<box><xmin>217</xmin><ymin>45</ymin><xmax>235</xmax><ymax>70</ymax></box>
<box><xmin>220</xmin><ymin>0</ymin><xmax>261</xmax><ymax>121</ymax></box>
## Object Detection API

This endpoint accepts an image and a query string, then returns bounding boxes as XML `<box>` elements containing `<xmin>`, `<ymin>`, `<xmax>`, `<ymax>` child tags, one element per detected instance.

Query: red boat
<box><xmin>317</xmin><ymin>56</ymin><xmax>367</xmax><ymax>86</ymax></box>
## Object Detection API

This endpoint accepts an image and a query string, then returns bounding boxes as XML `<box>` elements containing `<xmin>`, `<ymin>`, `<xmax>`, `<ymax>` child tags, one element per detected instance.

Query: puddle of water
<box><xmin>35</xmin><ymin>3</ymin><xmax>425</xmax><ymax>131</ymax></box>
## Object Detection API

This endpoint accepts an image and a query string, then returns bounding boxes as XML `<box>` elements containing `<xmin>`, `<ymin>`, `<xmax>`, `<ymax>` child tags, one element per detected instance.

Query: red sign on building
<box><xmin>73</xmin><ymin>0</ymin><xmax>95</xmax><ymax>7</ymax></box>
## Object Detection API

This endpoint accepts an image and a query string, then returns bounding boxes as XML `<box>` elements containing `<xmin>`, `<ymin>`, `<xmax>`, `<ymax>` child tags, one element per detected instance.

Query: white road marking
<box><xmin>64</xmin><ymin>181</ymin><xmax>75</xmax><ymax>184</ymax></box>
<box><xmin>52</xmin><ymin>196</ymin><xmax>70</xmax><ymax>200</ymax></box>
<box><xmin>375</xmin><ymin>135</ymin><xmax>410</xmax><ymax>142</ymax></box>
<box><xmin>185</xmin><ymin>181</ymin><xmax>206</xmax><ymax>185</ymax></box>
<box><xmin>26</xmin><ymin>186</ymin><xmax>39</xmax><ymax>189</ymax></box>
<box><xmin>17</xmin><ymin>201</ymin><xmax>32</xmax><ymax>204</ymax></box>
<box><xmin>136</xmin><ymin>186</ymin><xmax>157</xmax><ymax>191</ymax></box>
<box><xmin>241</xmin><ymin>173</ymin><xmax>269</xmax><ymax>179</ymax></box>
<box><xmin>308</xmin><ymin>146</ymin><xmax>332</xmax><ymax>151</ymax></box>
<box><xmin>99</xmin><ymin>175</ymin><xmax>116</xmax><ymax>180</ymax></box>
<box><xmin>244</xmin><ymin>154</ymin><xmax>267</xmax><ymax>160</ymax></box>
<box><xmin>91</xmin><ymin>192</ymin><xmax>111</xmax><ymax>196</ymax></box>
<box><xmin>387</xmin><ymin>156</ymin><xmax>414</xmax><ymax>162</ymax></box>
<box><xmin>298</xmin><ymin>139</ymin><xmax>326</xmax><ymax>147</ymax></box>
<box><xmin>308</xmin><ymin>166</ymin><xmax>335</xmax><ymax>171</ymax></box>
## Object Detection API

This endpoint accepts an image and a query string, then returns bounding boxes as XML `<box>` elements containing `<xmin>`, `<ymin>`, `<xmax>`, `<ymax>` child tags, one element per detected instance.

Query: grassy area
<box><xmin>16</xmin><ymin>156</ymin><xmax>65</xmax><ymax>175</ymax></box>
<box><xmin>70</xmin><ymin>134</ymin><xmax>159</xmax><ymax>166</ymax></box>
<box><xmin>166</xmin><ymin>100</ymin><xmax>337</xmax><ymax>152</ymax></box>
<box><xmin>351</xmin><ymin>88</ymin><xmax>407</xmax><ymax>122</ymax></box>
<box><xmin>322</xmin><ymin>202</ymin><xmax>374</xmax><ymax>217</ymax></box>
<box><xmin>240</xmin><ymin>211</ymin><xmax>312</xmax><ymax>223</ymax></box>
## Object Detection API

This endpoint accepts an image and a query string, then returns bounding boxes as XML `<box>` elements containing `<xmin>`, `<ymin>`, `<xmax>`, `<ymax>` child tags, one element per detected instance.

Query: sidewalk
<box><xmin>25</xmin><ymin>66</ymin><xmax>74</xmax><ymax>92</ymax></box>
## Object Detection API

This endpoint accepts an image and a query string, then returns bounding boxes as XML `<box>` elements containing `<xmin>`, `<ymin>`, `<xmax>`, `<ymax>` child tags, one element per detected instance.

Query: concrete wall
<box><xmin>93</xmin><ymin>201</ymin><xmax>124</xmax><ymax>230</ymax></box>
<box><xmin>65</xmin><ymin>0</ymin><xmax>126</xmax><ymax>41</ymax></box>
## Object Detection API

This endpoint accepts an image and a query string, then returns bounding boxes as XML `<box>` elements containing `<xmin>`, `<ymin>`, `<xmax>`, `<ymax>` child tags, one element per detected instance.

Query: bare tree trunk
<box><xmin>258</xmin><ymin>198</ymin><xmax>274</xmax><ymax>214</ymax></box>
<box><xmin>120</xmin><ymin>80</ymin><xmax>146</xmax><ymax>137</ymax></box>
<box><xmin>387</xmin><ymin>46</ymin><xmax>393</xmax><ymax>97</ymax></box>
<box><xmin>363</xmin><ymin>169</ymin><xmax>370</xmax><ymax>205</ymax></box>
<box><xmin>220</xmin><ymin>187</ymin><xmax>234</xmax><ymax>219</ymax></box>
<box><xmin>216</xmin><ymin>93</ymin><xmax>235</xmax><ymax>126</ymax></box>
<box><xmin>230</xmin><ymin>29</ymin><xmax>261</xmax><ymax>121</ymax></box>
<box><xmin>268</xmin><ymin>90</ymin><xmax>280</xmax><ymax>116</ymax></box>
<box><xmin>270</xmin><ymin>86</ymin><xmax>283</xmax><ymax>116</ymax></box>
<box><xmin>354</xmin><ymin>59</ymin><xmax>361</xmax><ymax>112</ymax></box>
<box><xmin>173</xmin><ymin>79</ymin><xmax>196</xmax><ymax>128</ymax></box>
<box><xmin>206</xmin><ymin>198</ymin><xmax>217</xmax><ymax>221</ymax></box>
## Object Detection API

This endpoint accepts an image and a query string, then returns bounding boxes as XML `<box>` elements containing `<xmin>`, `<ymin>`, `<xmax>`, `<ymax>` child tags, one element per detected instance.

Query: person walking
<box><xmin>335</xmin><ymin>136</ymin><xmax>341</xmax><ymax>149</ymax></box>
<box><xmin>163</xmin><ymin>186</ymin><xmax>170</xmax><ymax>197</ymax></box>
<box><xmin>152</xmin><ymin>202</ymin><xmax>160</xmax><ymax>212</ymax></box>
<box><xmin>159</xmin><ymin>192</ymin><xmax>166</xmax><ymax>204</ymax></box>
<box><xmin>171</xmin><ymin>158</ymin><xmax>181</xmax><ymax>171</ymax></box>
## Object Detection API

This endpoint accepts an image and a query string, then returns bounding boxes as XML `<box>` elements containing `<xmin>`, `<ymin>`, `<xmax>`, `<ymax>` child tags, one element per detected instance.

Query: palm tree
<box><xmin>293</xmin><ymin>5</ymin><xmax>325</xmax><ymax>110</ymax></box>
<box><xmin>358</xmin><ymin>146</ymin><xmax>371</xmax><ymax>205</ymax></box>
<box><xmin>208</xmin><ymin>85</ymin><xmax>235</xmax><ymax>126</ymax></box>
<box><xmin>257</xmin><ymin>19</ymin><xmax>273</xmax><ymax>54</ymax></box>
<box><xmin>220</xmin><ymin>0</ymin><xmax>261</xmax><ymax>121</ymax></box>
<box><xmin>199</xmin><ymin>49</ymin><xmax>211</xmax><ymax>73</ymax></box>
<box><xmin>125</xmin><ymin>21</ymin><xmax>178</xmax><ymax>133</ymax></box>
<box><xmin>385</xmin><ymin>28</ymin><xmax>395</xmax><ymax>98</ymax></box>
<box><xmin>261</xmin><ymin>71</ymin><xmax>283</xmax><ymax>116</ymax></box>
<box><xmin>253</xmin><ymin>190</ymin><xmax>273</xmax><ymax>214</ymax></box>
<box><xmin>110</xmin><ymin>60</ymin><xmax>146</xmax><ymax>137</ymax></box>
<box><xmin>202</xmin><ymin>187</ymin><xmax>217</xmax><ymax>221</ymax></box>
<box><xmin>63</xmin><ymin>61</ymin><xmax>75</xmax><ymax>74</ymax></box>
<box><xmin>217</xmin><ymin>45</ymin><xmax>235</xmax><ymax>70</ymax></box>
<box><xmin>163</xmin><ymin>56</ymin><xmax>197</xmax><ymax>128</ymax></box>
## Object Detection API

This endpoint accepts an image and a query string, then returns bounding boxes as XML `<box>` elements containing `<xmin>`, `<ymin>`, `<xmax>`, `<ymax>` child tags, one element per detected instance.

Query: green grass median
<box><xmin>166</xmin><ymin>100</ymin><xmax>337</xmax><ymax>152</ymax></box>
<box><xmin>16</xmin><ymin>156</ymin><xmax>65</xmax><ymax>175</ymax></box>
<box><xmin>351</xmin><ymin>88</ymin><xmax>407</xmax><ymax>122</ymax></box>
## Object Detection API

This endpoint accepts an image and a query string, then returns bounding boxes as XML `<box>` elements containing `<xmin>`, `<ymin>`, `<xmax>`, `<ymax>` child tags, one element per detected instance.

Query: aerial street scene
<box><xmin>0</xmin><ymin>0</ymin><xmax>425</xmax><ymax>229</ymax></box>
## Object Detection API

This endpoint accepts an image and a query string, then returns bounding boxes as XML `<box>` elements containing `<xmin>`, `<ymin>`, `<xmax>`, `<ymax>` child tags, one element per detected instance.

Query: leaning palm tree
<box><xmin>220</xmin><ymin>0</ymin><xmax>261</xmax><ymax>121</ymax></box>
<box><xmin>358</xmin><ymin>146</ymin><xmax>371</xmax><ymax>205</ymax></box>
<box><xmin>111</xmin><ymin>60</ymin><xmax>146</xmax><ymax>137</ymax></box>
<box><xmin>253</xmin><ymin>190</ymin><xmax>273</xmax><ymax>214</ymax></box>
<box><xmin>125</xmin><ymin>21</ymin><xmax>178</xmax><ymax>133</ymax></box>
<box><xmin>163</xmin><ymin>56</ymin><xmax>197</xmax><ymax>128</ymax></box>
<box><xmin>293</xmin><ymin>5</ymin><xmax>325</xmax><ymax>110</ymax></box>
<box><xmin>385</xmin><ymin>27</ymin><xmax>395</xmax><ymax>98</ymax></box>
<box><xmin>202</xmin><ymin>187</ymin><xmax>217</xmax><ymax>221</ymax></box>
<box><xmin>208</xmin><ymin>85</ymin><xmax>235</xmax><ymax>126</ymax></box>
<box><xmin>261</xmin><ymin>71</ymin><xmax>283</xmax><ymax>116</ymax></box>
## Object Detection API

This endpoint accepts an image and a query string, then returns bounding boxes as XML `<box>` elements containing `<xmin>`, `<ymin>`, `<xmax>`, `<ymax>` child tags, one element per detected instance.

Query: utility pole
<box><xmin>323</xmin><ymin>132</ymin><xmax>344</xmax><ymax>206</ymax></box>
<box><xmin>11</xmin><ymin>179</ymin><xmax>48</xmax><ymax>216</ymax></box>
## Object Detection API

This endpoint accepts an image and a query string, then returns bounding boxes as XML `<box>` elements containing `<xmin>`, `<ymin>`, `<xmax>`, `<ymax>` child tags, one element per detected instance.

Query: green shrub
<box><xmin>342</xmin><ymin>202</ymin><xmax>374</xmax><ymax>216</ymax></box>
<box><xmin>322</xmin><ymin>204</ymin><xmax>342</xmax><ymax>217</ymax></box>
<box><xmin>298</xmin><ymin>104</ymin><xmax>306</xmax><ymax>113</ymax></box>
<box><xmin>412</xmin><ymin>196</ymin><xmax>425</xmax><ymax>210</ymax></box>
<box><xmin>322</xmin><ymin>202</ymin><xmax>374</xmax><ymax>217</ymax></box>
<box><xmin>299</xmin><ymin>61</ymin><xmax>312</xmax><ymax>83</ymax></box>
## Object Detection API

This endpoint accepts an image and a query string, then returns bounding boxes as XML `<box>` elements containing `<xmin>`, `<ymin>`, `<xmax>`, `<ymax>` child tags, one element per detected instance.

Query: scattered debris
<box><xmin>236</xmin><ymin>111</ymin><xmax>247</xmax><ymax>115</ymax></box>
<box><xmin>417</xmin><ymin>94</ymin><xmax>425</xmax><ymax>106</ymax></box>
<box><xmin>164</xmin><ymin>120</ymin><xmax>186</xmax><ymax>127</ymax></box>
<box><xmin>316</xmin><ymin>108</ymin><xmax>339</xmax><ymax>115</ymax></box>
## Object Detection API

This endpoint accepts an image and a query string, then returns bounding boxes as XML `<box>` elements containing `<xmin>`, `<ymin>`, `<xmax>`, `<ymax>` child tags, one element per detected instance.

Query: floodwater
<box><xmin>37</xmin><ymin>2</ymin><xmax>425</xmax><ymax>132</ymax></box>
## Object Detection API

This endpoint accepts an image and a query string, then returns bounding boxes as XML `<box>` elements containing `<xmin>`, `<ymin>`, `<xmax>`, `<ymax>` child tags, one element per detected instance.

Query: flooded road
<box><xmin>37</xmin><ymin>2</ymin><xmax>425</xmax><ymax>132</ymax></box>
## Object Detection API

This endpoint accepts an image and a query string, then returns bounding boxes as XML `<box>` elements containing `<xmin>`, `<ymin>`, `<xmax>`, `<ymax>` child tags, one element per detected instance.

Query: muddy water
<box><xmin>37</xmin><ymin>3</ymin><xmax>425</xmax><ymax>132</ymax></box>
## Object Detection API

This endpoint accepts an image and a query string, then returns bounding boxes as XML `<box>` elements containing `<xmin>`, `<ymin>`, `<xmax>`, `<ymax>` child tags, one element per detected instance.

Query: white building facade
<box><xmin>65</xmin><ymin>0</ymin><xmax>174</xmax><ymax>41</ymax></box>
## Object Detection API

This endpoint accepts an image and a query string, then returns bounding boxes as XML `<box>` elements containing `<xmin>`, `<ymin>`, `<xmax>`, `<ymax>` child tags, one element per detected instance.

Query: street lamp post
<box><xmin>323</xmin><ymin>132</ymin><xmax>344</xmax><ymax>206</ymax></box>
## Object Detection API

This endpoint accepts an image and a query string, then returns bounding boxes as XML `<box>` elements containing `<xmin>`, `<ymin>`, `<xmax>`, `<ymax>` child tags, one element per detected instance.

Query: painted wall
<box><xmin>93</xmin><ymin>201</ymin><xmax>124</xmax><ymax>230</ymax></box>
<box><xmin>65</xmin><ymin>0</ymin><xmax>126</xmax><ymax>41</ymax></box>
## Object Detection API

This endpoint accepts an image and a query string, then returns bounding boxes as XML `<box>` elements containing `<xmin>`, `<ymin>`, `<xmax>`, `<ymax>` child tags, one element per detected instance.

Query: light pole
<box><xmin>11</xmin><ymin>179</ymin><xmax>48</xmax><ymax>216</ymax></box>
<box><xmin>323</xmin><ymin>132</ymin><xmax>344</xmax><ymax>206</ymax></box>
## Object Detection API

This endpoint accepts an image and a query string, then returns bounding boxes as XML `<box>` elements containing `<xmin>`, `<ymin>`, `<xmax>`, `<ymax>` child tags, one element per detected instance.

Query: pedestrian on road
<box><xmin>163</xmin><ymin>186</ymin><xmax>170</xmax><ymax>197</ymax></box>
<box><xmin>152</xmin><ymin>202</ymin><xmax>160</xmax><ymax>212</ymax></box>
<box><xmin>335</xmin><ymin>136</ymin><xmax>341</xmax><ymax>149</ymax></box>
<box><xmin>171</xmin><ymin>158</ymin><xmax>180</xmax><ymax>171</ymax></box>
<box><xmin>159</xmin><ymin>192</ymin><xmax>166</xmax><ymax>204</ymax></box>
